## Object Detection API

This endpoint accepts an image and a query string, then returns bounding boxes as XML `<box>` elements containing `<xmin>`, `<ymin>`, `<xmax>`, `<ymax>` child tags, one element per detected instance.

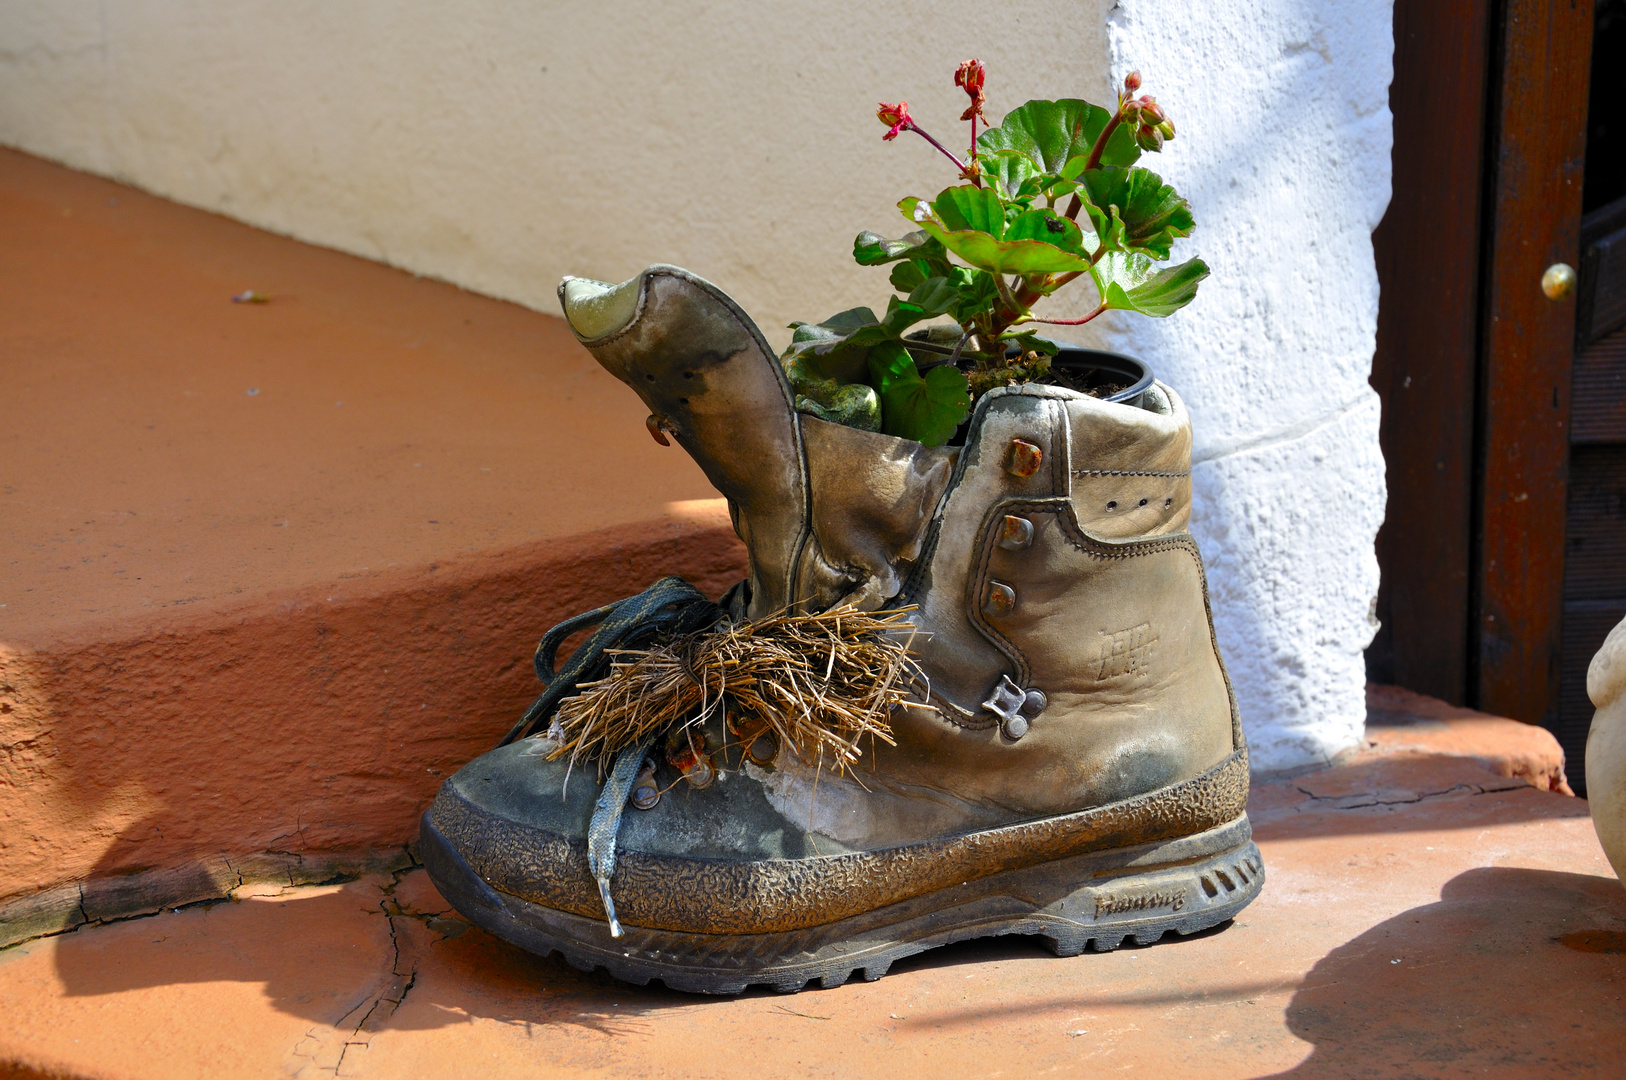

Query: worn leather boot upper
<box><xmin>557</xmin><ymin>266</ymin><xmax>1241</xmax><ymax>846</ymax></box>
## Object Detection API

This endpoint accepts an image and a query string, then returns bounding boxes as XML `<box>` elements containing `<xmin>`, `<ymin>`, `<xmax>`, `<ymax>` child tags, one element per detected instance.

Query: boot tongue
<box><xmin>559</xmin><ymin>275</ymin><xmax>643</xmax><ymax>340</ymax></box>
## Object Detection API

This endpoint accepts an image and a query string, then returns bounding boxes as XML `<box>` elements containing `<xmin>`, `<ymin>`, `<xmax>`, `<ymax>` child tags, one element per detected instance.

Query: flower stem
<box><xmin>1083</xmin><ymin>110</ymin><xmax>1125</xmax><ymax>174</ymax></box>
<box><xmin>1031</xmin><ymin>302</ymin><xmax>1109</xmax><ymax>327</ymax></box>
<box><xmin>1063</xmin><ymin>106</ymin><xmax>1129</xmax><ymax>221</ymax></box>
<box><xmin>994</xmin><ymin>274</ymin><xmax>1023</xmax><ymax>320</ymax></box>
<box><xmin>907</xmin><ymin>123</ymin><xmax>978</xmax><ymax>184</ymax></box>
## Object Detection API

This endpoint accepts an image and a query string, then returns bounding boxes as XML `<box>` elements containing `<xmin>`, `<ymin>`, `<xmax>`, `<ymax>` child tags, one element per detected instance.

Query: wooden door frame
<box><xmin>1473</xmin><ymin>0</ymin><xmax>1593</xmax><ymax>724</ymax></box>
<box><xmin>1371</xmin><ymin>0</ymin><xmax>1594</xmax><ymax>725</ymax></box>
<box><xmin>1368</xmin><ymin>0</ymin><xmax>1493</xmax><ymax>704</ymax></box>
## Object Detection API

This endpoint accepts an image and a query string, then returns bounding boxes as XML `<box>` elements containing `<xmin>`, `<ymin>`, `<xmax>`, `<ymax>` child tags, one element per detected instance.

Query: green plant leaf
<box><xmin>948</xmin><ymin>268</ymin><xmax>1000</xmax><ymax>323</ymax></box>
<box><xmin>789</xmin><ymin>307</ymin><xmax>879</xmax><ymax>342</ymax></box>
<box><xmin>890</xmin><ymin>259</ymin><xmax>930</xmax><ymax>293</ymax></box>
<box><xmin>901</xmin><ymin>195</ymin><xmax>1093</xmax><ymax>275</ymax></box>
<box><xmin>867</xmin><ymin>342</ymin><xmax>971</xmax><ymax>447</ymax></box>
<box><xmin>783</xmin><ymin>307</ymin><xmax>884</xmax><ymax>383</ymax></box>
<box><xmin>853</xmin><ymin>230</ymin><xmax>946</xmax><ymax>267</ymax></box>
<box><xmin>1003</xmin><ymin>209</ymin><xmax>1090</xmax><ymax>256</ymax></box>
<box><xmin>977</xmin><ymin>99</ymin><xmax>1141</xmax><ymax>174</ymax></box>
<box><xmin>786</xmin><ymin>282</ymin><xmax>955</xmax><ymax>385</ymax></box>
<box><xmin>1080</xmin><ymin>167</ymin><xmax>1194</xmax><ymax>260</ymax></box>
<box><xmin>929</xmin><ymin>185</ymin><xmax>1005</xmax><ymax>234</ymax></box>
<box><xmin>982</xmin><ymin>149</ymin><xmax>1042</xmax><ymax>202</ymax></box>
<box><xmin>905</xmin><ymin>277</ymin><xmax>958</xmax><ymax>318</ymax></box>
<box><xmin>793</xmin><ymin>378</ymin><xmax>883</xmax><ymax>432</ymax></box>
<box><xmin>783</xmin><ymin>343</ymin><xmax>871</xmax><ymax>387</ymax></box>
<box><xmin>999</xmin><ymin>331</ymin><xmax>1061</xmax><ymax>355</ymax></box>
<box><xmin>1092</xmin><ymin>253</ymin><xmax>1209</xmax><ymax>317</ymax></box>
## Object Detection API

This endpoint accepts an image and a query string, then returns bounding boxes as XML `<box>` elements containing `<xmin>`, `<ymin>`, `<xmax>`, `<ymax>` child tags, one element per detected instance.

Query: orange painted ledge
<box><xmin>0</xmin><ymin>149</ymin><xmax>746</xmax><ymax>941</ymax></box>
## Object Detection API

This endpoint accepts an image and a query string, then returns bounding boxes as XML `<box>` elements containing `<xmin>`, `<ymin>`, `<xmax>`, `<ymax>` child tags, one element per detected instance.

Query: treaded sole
<box><xmin>420</xmin><ymin>810</ymin><xmax>1263</xmax><ymax>995</ymax></box>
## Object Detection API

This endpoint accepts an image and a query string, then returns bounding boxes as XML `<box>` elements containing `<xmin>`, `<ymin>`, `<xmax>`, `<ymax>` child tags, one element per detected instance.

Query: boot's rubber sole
<box><xmin>420</xmin><ymin>810</ymin><xmax>1263</xmax><ymax>995</ymax></box>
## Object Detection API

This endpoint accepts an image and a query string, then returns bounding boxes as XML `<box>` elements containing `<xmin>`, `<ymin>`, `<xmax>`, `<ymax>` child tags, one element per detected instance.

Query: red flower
<box><xmin>954</xmin><ymin>58</ymin><xmax>987</xmax><ymax>124</ymax></box>
<box><xmin>877</xmin><ymin>101</ymin><xmax>912</xmax><ymax>141</ymax></box>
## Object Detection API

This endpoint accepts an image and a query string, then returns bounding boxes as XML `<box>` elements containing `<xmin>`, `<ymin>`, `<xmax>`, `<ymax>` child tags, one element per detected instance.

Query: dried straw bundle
<box><xmin>547</xmin><ymin>606</ymin><xmax>925</xmax><ymax>772</ymax></box>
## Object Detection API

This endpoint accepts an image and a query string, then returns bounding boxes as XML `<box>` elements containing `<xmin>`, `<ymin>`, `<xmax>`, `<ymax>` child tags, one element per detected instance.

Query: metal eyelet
<box><xmin>997</xmin><ymin>514</ymin><xmax>1034</xmax><ymax>551</ymax></box>
<box><xmin>1005</xmin><ymin>439</ymin><xmax>1043</xmax><ymax>479</ymax></box>
<box><xmin>983</xmin><ymin>580</ymin><xmax>1016</xmax><ymax>617</ymax></box>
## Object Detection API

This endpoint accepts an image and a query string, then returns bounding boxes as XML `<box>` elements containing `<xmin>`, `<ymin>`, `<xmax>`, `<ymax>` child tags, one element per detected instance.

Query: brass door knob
<box><xmin>1541</xmin><ymin>262</ymin><xmax>1577</xmax><ymax>300</ymax></box>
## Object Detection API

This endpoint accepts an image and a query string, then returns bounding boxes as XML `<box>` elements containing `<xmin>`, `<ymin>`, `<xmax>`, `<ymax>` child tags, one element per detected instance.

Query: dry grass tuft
<box><xmin>547</xmin><ymin>607</ymin><xmax>924</xmax><ymax>772</ymax></box>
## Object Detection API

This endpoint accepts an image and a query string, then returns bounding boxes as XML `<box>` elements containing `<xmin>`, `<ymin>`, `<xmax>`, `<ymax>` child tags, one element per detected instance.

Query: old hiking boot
<box><xmin>421</xmin><ymin>265</ymin><xmax>1262</xmax><ymax>993</ymax></box>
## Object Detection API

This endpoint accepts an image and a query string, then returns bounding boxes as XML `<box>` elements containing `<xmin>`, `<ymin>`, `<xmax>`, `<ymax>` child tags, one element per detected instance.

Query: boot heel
<box><xmin>1035</xmin><ymin>833</ymin><xmax>1265</xmax><ymax>959</ymax></box>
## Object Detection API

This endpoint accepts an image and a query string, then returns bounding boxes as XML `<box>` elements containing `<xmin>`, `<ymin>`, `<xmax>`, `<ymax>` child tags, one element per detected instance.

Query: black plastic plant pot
<box><xmin>940</xmin><ymin>345</ymin><xmax>1157</xmax><ymax>447</ymax></box>
<box><xmin>1040</xmin><ymin>345</ymin><xmax>1155</xmax><ymax>408</ymax></box>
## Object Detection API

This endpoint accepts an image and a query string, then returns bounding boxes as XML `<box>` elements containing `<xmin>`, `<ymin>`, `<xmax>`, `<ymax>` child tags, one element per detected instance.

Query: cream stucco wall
<box><xmin>0</xmin><ymin>0</ymin><xmax>1392</xmax><ymax>770</ymax></box>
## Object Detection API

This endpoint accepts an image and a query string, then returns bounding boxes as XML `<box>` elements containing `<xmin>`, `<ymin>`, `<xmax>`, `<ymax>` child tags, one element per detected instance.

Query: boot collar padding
<box><xmin>559</xmin><ymin>274</ymin><xmax>647</xmax><ymax>341</ymax></box>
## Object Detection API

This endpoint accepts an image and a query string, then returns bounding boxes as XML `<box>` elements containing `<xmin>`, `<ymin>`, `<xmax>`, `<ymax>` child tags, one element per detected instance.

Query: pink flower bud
<box><xmin>877</xmin><ymin>101</ymin><xmax>913</xmax><ymax>141</ymax></box>
<box><xmin>954</xmin><ymin>58</ymin><xmax>986</xmax><ymax>96</ymax></box>
<box><xmin>954</xmin><ymin>59</ymin><xmax>988</xmax><ymax>124</ymax></box>
<box><xmin>1124</xmin><ymin>70</ymin><xmax>1143</xmax><ymax>93</ymax></box>
<box><xmin>1139</xmin><ymin>99</ymin><xmax>1166</xmax><ymax>125</ymax></box>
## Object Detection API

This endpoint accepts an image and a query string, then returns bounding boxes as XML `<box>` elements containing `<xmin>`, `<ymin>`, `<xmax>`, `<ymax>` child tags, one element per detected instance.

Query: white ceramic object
<box><xmin>1587</xmin><ymin>614</ymin><xmax>1626</xmax><ymax>886</ymax></box>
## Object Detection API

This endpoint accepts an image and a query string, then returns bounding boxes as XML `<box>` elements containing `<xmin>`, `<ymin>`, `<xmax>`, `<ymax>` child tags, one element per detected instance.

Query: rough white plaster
<box><xmin>1097</xmin><ymin>0</ymin><xmax>1393</xmax><ymax>769</ymax></box>
<box><xmin>0</xmin><ymin>0</ymin><xmax>1392</xmax><ymax>770</ymax></box>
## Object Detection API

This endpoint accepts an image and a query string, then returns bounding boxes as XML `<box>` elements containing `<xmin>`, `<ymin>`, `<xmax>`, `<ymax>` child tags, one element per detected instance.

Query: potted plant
<box><xmin>422</xmin><ymin>60</ymin><xmax>1257</xmax><ymax>995</ymax></box>
<box><xmin>783</xmin><ymin>61</ymin><xmax>1204</xmax><ymax>446</ymax></box>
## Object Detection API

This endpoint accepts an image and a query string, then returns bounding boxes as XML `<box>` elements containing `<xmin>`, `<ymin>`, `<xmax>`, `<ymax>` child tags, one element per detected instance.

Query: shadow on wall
<box><xmin>1264</xmin><ymin>867</ymin><xmax>1626</xmax><ymax>1076</ymax></box>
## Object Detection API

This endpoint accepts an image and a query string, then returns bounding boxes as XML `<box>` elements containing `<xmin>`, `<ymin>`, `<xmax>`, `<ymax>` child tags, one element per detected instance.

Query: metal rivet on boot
<box><xmin>983</xmin><ymin>580</ymin><xmax>1016</xmax><ymax>617</ymax></box>
<box><xmin>1005</xmin><ymin>438</ymin><xmax>1043</xmax><ymax>479</ymax></box>
<box><xmin>746</xmin><ymin>729</ymin><xmax>779</xmax><ymax>767</ymax></box>
<box><xmin>630</xmin><ymin>760</ymin><xmax>661</xmax><ymax>810</ymax></box>
<box><xmin>997</xmin><ymin>514</ymin><xmax>1034</xmax><ymax>551</ymax></box>
<box><xmin>685</xmin><ymin>756</ymin><xmax>716</xmax><ymax>789</ymax></box>
<box><xmin>983</xmin><ymin>675</ymin><xmax>1041</xmax><ymax>740</ymax></box>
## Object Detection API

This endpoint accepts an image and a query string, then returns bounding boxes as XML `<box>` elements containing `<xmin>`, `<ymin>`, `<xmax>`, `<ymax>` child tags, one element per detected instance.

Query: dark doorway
<box><xmin>1561</xmin><ymin>0</ymin><xmax>1626</xmax><ymax>795</ymax></box>
<box><xmin>1369</xmin><ymin>0</ymin><xmax>1617</xmax><ymax>792</ymax></box>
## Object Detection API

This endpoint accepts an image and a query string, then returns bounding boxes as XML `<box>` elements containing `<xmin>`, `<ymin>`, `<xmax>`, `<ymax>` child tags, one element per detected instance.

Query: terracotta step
<box><xmin>0</xmin><ymin>148</ymin><xmax>746</xmax><ymax>944</ymax></box>
<box><xmin>0</xmin><ymin>700</ymin><xmax>1615</xmax><ymax>1078</ymax></box>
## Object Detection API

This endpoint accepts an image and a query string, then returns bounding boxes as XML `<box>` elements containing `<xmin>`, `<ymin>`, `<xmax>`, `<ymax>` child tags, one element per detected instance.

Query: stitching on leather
<box><xmin>958</xmin><ymin>402</ymin><xmax>1068</xmax><ymax>690</ymax></box>
<box><xmin>1051</xmin><ymin>505</ymin><xmax>1243</xmax><ymax>750</ymax></box>
<box><xmin>966</xmin><ymin>499</ymin><xmax>1209</xmax><ymax>693</ymax></box>
<box><xmin>964</xmin><ymin>499</ymin><xmax>1077</xmax><ymax>686</ymax></box>
<box><xmin>1071</xmin><ymin>468</ymin><xmax>1191</xmax><ymax>478</ymax></box>
<box><xmin>1048</xmin><ymin>399</ymin><xmax>1068</xmax><ymax>495</ymax></box>
<box><xmin>920</xmin><ymin>690</ymin><xmax>999</xmax><ymax>730</ymax></box>
<box><xmin>1185</xmin><ymin>531</ymin><xmax>1246</xmax><ymax>751</ymax></box>
<box><xmin>1051</xmin><ymin>508</ymin><xmax>1200</xmax><ymax>560</ymax></box>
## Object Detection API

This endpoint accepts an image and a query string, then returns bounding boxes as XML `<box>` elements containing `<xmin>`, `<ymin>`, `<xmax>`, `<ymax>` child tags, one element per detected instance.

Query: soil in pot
<box><xmin>1043</xmin><ymin>348</ymin><xmax>1154</xmax><ymax>406</ymax></box>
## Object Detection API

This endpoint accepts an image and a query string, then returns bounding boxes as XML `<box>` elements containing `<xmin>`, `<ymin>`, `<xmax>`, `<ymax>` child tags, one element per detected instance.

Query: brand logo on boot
<box><xmin>1095</xmin><ymin>623</ymin><xmax>1157</xmax><ymax>680</ymax></box>
<box><xmin>1095</xmin><ymin>887</ymin><xmax>1188</xmax><ymax>917</ymax></box>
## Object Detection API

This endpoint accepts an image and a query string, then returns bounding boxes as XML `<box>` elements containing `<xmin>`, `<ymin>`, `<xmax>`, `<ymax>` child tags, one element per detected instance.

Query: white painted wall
<box><xmin>0</xmin><ymin>0</ymin><xmax>1391</xmax><ymax>771</ymax></box>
